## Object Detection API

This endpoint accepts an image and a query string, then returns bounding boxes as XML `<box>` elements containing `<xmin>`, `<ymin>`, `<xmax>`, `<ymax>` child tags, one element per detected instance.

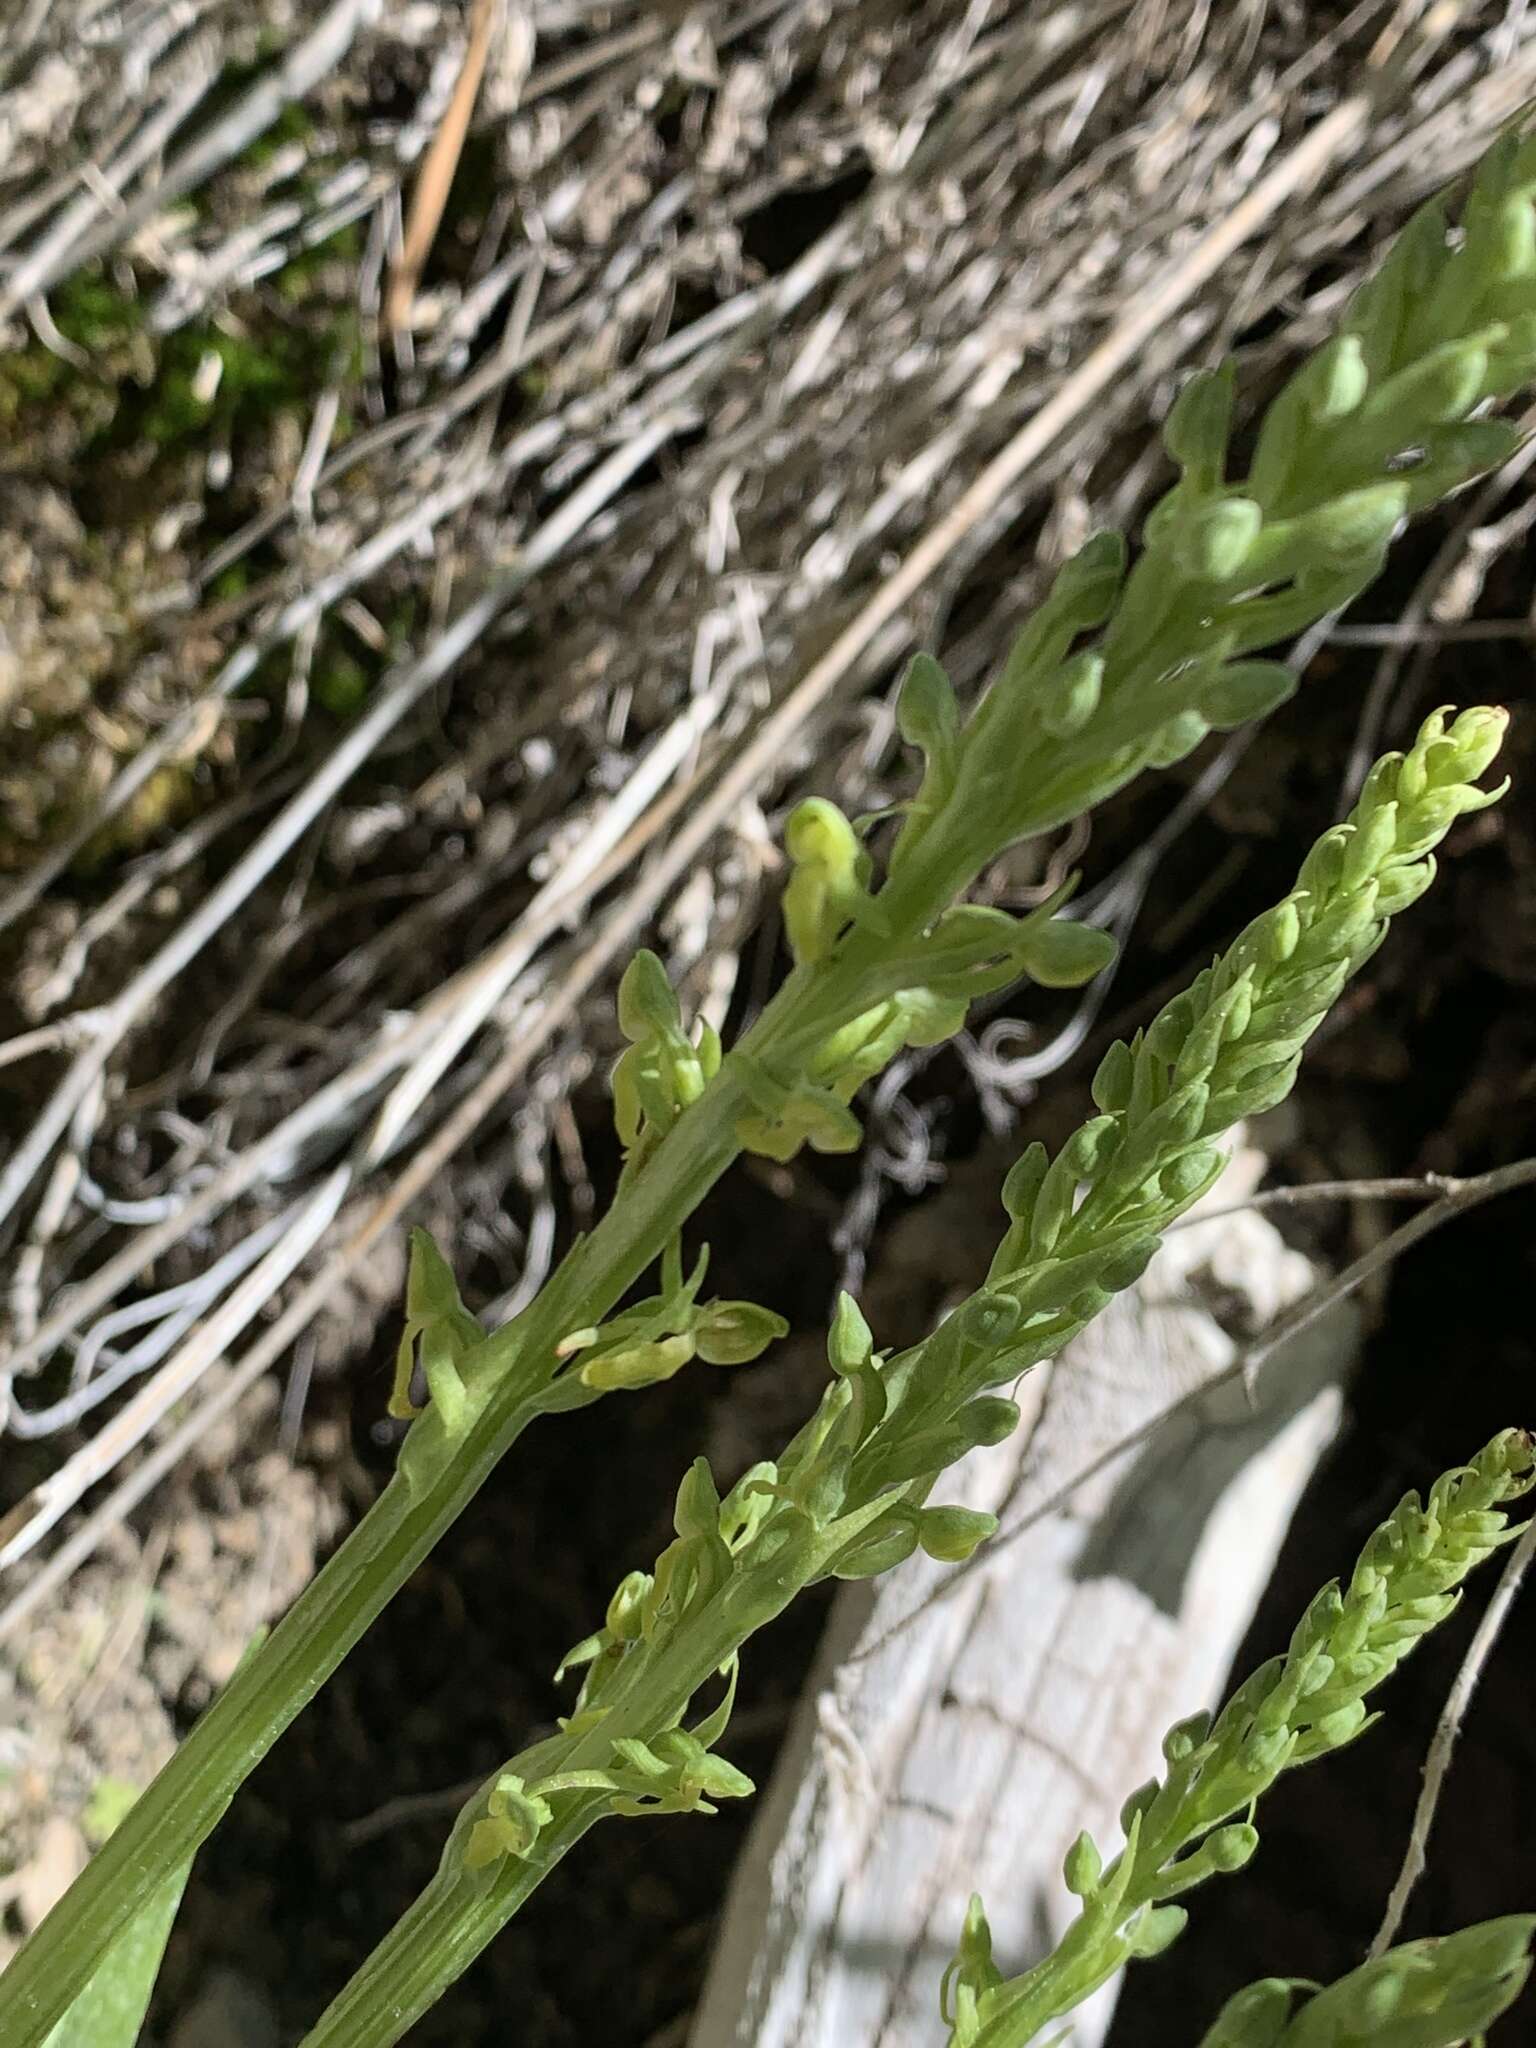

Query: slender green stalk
<box><xmin>9</xmin><ymin>131</ymin><xmax>1536</xmax><ymax>2044</ymax></box>
<box><xmin>296</xmin><ymin>708</ymin><xmax>1508</xmax><ymax>2045</ymax></box>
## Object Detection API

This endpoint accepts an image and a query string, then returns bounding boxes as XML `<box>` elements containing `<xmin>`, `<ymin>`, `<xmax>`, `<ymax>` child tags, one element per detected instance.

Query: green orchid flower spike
<box><xmin>943</xmin><ymin>1432</ymin><xmax>1536</xmax><ymax>2048</ymax></box>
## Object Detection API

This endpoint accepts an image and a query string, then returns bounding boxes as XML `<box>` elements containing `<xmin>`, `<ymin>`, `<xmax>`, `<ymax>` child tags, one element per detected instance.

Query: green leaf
<box><xmin>42</xmin><ymin>1862</ymin><xmax>191</xmax><ymax>2048</ymax></box>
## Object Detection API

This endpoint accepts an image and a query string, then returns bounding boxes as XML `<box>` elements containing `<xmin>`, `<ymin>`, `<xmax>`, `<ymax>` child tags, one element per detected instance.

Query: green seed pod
<box><xmin>917</xmin><ymin>1505</ymin><xmax>998</xmax><ymax>1563</ymax></box>
<box><xmin>1198</xmin><ymin>660</ymin><xmax>1297</xmax><ymax>731</ymax></box>
<box><xmin>1062</xmin><ymin>1829</ymin><xmax>1103</xmax><ymax>1897</ymax></box>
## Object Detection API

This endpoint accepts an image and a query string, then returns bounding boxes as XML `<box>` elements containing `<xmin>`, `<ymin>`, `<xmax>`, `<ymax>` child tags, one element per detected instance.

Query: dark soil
<box><xmin>142</xmin><ymin>522</ymin><xmax>1536</xmax><ymax>2046</ymax></box>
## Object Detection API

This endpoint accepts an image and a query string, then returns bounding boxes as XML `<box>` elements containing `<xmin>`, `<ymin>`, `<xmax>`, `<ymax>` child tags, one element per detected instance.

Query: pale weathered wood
<box><xmin>690</xmin><ymin>1144</ymin><xmax>1362</xmax><ymax>2048</ymax></box>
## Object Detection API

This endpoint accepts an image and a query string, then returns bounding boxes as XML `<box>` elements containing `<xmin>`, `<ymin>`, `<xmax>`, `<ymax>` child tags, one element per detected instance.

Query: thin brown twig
<box><xmin>384</xmin><ymin>0</ymin><xmax>502</xmax><ymax>337</ymax></box>
<box><xmin>1369</xmin><ymin>1505</ymin><xmax>1536</xmax><ymax>1958</ymax></box>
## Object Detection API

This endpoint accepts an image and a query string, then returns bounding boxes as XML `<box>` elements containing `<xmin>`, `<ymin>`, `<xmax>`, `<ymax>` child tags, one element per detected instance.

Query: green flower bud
<box><xmin>897</xmin><ymin>651</ymin><xmax>960</xmax><ymax>759</ymax></box>
<box><xmin>1238</xmin><ymin>1725</ymin><xmax>1295</xmax><ymax>1779</ymax></box>
<box><xmin>958</xmin><ymin>1396</ymin><xmax>1023</xmax><ymax>1447</ymax></box>
<box><xmin>956</xmin><ymin>1292</ymin><xmax>1022</xmax><ymax>1349</ymax></box>
<box><xmin>1001</xmin><ymin>1142</ymin><xmax>1050</xmax><ymax>1225</ymax></box>
<box><xmin>618</xmin><ymin>948</ymin><xmax>682</xmax><ymax>1041</ymax></box>
<box><xmin>1301</xmin><ymin>333</ymin><xmax>1369</xmax><ymax>420</ymax></box>
<box><xmin>1051</xmin><ymin>529</ymin><xmax>1128</xmax><ymax>624</ymax></box>
<box><xmin>1145</xmin><ymin>708</ymin><xmax>1209</xmax><ymax>769</ymax></box>
<box><xmin>1199</xmin><ymin>660</ymin><xmax>1297</xmax><ymax>731</ymax></box>
<box><xmin>673</xmin><ymin>1456</ymin><xmax>723</xmax><ymax>1542</ymax></box>
<box><xmin>1436</xmin><ymin>703</ymin><xmax>1510</xmax><ymax>783</ymax></box>
<box><xmin>605</xmin><ymin>1570</ymin><xmax>652</xmax><ymax>1641</ymax></box>
<box><xmin>695</xmin><ymin>1299</ymin><xmax>790</xmax><ymax>1366</ymax></box>
<box><xmin>1092</xmin><ymin>1038</ymin><xmax>1135</xmax><ymax>1113</ymax></box>
<box><xmin>1120</xmin><ymin>1777</ymin><xmax>1160</xmax><ymax>1835</ymax></box>
<box><xmin>1127</xmin><ymin>1903</ymin><xmax>1188</xmax><ymax>1958</ymax></box>
<box><xmin>827</xmin><ymin>1514</ymin><xmax>920</xmax><ymax>1581</ymax></box>
<box><xmin>1195</xmin><ymin>1979</ymin><xmax>1295</xmax><ymax>2048</ymax></box>
<box><xmin>1062</xmin><ymin>1829</ymin><xmax>1103</xmax><ymax>1896</ymax></box>
<box><xmin>1039</xmin><ymin>651</ymin><xmax>1104</xmax><ymax>737</ymax></box>
<box><xmin>1370</xmin><ymin>336</ymin><xmax>1490</xmax><ymax>425</ymax></box>
<box><xmin>580</xmin><ymin>1333</ymin><xmax>696</xmax><ymax>1391</ymax></box>
<box><xmin>1096</xmin><ymin>1238</ymin><xmax>1160</xmax><ymax>1292</ymax></box>
<box><xmin>1264</xmin><ymin>897</ymin><xmax>1303</xmax><ymax>963</ymax></box>
<box><xmin>1164</xmin><ymin>362</ymin><xmax>1236</xmax><ymax>489</ymax></box>
<box><xmin>917</xmin><ymin>1506</ymin><xmax>998</xmax><ymax>1563</ymax></box>
<box><xmin>1016</xmin><ymin>915</ymin><xmax>1117</xmax><ymax>989</ymax></box>
<box><xmin>1207</xmin><ymin>1821</ymin><xmax>1259</xmax><ymax>1872</ymax></box>
<box><xmin>1373</xmin><ymin>859</ymin><xmax>1437</xmax><ymax>916</ymax></box>
<box><xmin>1162</xmin><ymin>1710</ymin><xmax>1213</xmax><ymax>1763</ymax></box>
<box><xmin>1305</xmin><ymin>481</ymin><xmax>1409</xmax><ymax>560</ymax></box>
<box><xmin>1159</xmin><ymin>1146</ymin><xmax>1226</xmax><ymax>1206</ymax></box>
<box><xmin>827</xmin><ymin>1292</ymin><xmax>875</xmax><ymax>1377</ymax></box>
<box><xmin>1172</xmin><ymin>495</ymin><xmax>1263</xmax><ymax>581</ymax></box>
<box><xmin>1064</xmin><ymin>1113</ymin><xmax>1120</xmax><ymax>1177</ymax></box>
<box><xmin>782</xmin><ymin>797</ymin><xmax>865</xmax><ymax>965</ymax></box>
<box><xmin>1311</xmin><ymin>1699</ymin><xmax>1371</xmax><ymax>1751</ymax></box>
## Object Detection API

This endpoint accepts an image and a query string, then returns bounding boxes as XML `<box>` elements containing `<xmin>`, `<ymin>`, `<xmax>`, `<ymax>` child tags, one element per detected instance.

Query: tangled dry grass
<box><xmin>2</xmin><ymin>0</ymin><xmax>1535</xmax><ymax>1742</ymax></box>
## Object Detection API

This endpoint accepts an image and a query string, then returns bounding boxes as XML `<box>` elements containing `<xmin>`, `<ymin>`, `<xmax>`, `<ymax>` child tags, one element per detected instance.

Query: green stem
<box><xmin>302</xmin><ymin>1607</ymin><xmax>751</xmax><ymax>2046</ymax></box>
<box><xmin>0</xmin><ymin>921</ymin><xmax>930</xmax><ymax>2046</ymax></box>
<box><xmin>299</xmin><ymin>1803</ymin><xmax>608</xmax><ymax>2048</ymax></box>
<box><xmin>0</xmin><ymin>1054</ymin><xmax>763</xmax><ymax>2046</ymax></box>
